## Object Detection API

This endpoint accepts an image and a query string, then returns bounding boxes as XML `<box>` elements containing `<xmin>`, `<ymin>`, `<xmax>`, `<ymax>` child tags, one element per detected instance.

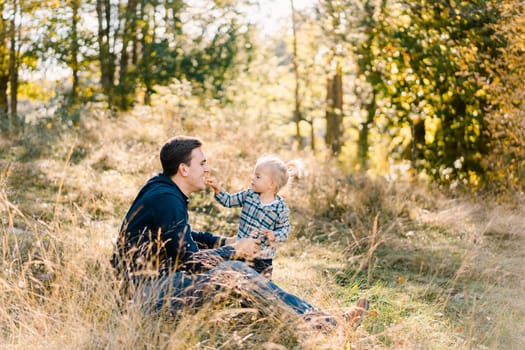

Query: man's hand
<box><xmin>224</xmin><ymin>236</ymin><xmax>237</xmax><ymax>245</ymax></box>
<box><xmin>214</xmin><ymin>235</ymin><xmax>237</xmax><ymax>248</ymax></box>
<box><xmin>233</xmin><ymin>237</ymin><xmax>260</xmax><ymax>260</ymax></box>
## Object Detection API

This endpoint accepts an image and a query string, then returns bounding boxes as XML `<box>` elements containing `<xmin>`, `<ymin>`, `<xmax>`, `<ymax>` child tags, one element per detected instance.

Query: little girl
<box><xmin>206</xmin><ymin>155</ymin><xmax>300</xmax><ymax>279</ymax></box>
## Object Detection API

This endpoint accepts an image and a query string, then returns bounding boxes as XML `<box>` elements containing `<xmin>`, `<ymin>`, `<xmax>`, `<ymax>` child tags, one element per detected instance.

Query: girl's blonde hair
<box><xmin>255</xmin><ymin>155</ymin><xmax>304</xmax><ymax>193</ymax></box>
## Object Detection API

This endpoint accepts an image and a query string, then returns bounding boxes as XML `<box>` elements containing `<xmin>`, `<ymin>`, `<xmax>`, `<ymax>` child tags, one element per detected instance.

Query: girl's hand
<box><xmin>205</xmin><ymin>178</ymin><xmax>221</xmax><ymax>194</ymax></box>
<box><xmin>261</xmin><ymin>229</ymin><xmax>276</xmax><ymax>242</ymax></box>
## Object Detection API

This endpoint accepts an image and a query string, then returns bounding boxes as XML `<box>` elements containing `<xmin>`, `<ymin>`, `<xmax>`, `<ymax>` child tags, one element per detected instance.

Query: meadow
<box><xmin>0</xmin><ymin>98</ymin><xmax>524</xmax><ymax>349</ymax></box>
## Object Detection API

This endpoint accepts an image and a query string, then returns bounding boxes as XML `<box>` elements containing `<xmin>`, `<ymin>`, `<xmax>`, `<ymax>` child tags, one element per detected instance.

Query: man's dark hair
<box><xmin>160</xmin><ymin>136</ymin><xmax>202</xmax><ymax>177</ymax></box>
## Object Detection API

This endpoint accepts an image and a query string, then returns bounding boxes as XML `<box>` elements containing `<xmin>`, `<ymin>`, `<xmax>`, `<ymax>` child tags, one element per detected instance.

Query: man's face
<box><xmin>184</xmin><ymin>147</ymin><xmax>209</xmax><ymax>193</ymax></box>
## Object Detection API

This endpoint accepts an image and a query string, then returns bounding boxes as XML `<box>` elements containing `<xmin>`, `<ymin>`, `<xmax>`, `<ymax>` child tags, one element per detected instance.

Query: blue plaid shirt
<box><xmin>214</xmin><ymin>188</ymin><xmax>290</xmax><ymax>259</ymax></box>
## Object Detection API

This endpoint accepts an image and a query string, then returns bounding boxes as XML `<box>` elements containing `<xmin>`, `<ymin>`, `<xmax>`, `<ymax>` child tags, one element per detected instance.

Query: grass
<box><xmin>0</xmin><ymin>97</ymin><xmax>524</xmax><ymax>349</ymax></box>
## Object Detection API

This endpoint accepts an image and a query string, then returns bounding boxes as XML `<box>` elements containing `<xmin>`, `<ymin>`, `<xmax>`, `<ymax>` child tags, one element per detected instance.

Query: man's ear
<box><xmin>178</xmin><ymin>163</ymin><xmax>188</xmax><ymax>176</ymax></box>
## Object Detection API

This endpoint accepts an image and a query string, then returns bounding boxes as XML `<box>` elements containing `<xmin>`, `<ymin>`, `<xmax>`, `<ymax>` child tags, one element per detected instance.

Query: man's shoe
<box><xmin>343</xmin><ymin>297</ymin><xmax>369</xmax><ymax>329</ymax></box>
<box><xmin>303</xmin><ymin>309</ymin><xmax>337</xmax><ymax>333</ymax></box>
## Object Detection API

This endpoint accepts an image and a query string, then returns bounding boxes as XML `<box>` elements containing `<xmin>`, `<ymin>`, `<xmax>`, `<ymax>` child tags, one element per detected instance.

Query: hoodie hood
<box><xmin>136</xmin><ymin>173</ymin><xmax>187</xmax><ymax>202</ymax></box>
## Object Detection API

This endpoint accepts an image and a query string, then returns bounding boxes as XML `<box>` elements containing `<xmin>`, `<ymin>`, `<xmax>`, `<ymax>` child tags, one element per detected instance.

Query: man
<box><xmin>111</xmin><ymin>135</ymin><xmax>366</xmax><ymax>330</ymax></box>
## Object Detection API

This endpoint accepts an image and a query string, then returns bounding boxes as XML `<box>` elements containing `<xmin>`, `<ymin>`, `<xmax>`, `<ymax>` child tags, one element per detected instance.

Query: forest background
<box><xmin>0</xmin><ymin>0</ymin><xmax>524</xmax><ymax>349</ymax></box>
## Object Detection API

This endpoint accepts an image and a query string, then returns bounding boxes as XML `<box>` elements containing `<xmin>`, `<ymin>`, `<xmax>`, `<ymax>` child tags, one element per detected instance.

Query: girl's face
<box><xmin>251</xmin><ymin>165</ymin><xmax>276</xmax><ymax>195</ymax></box>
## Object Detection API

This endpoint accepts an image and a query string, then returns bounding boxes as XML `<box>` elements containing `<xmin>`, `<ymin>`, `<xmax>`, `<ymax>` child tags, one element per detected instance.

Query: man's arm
<box><xmin>184</xmin><ymin>234</ymin><xmax>259</xmax><ymax>273</ymax></box>
<box><xmin>191</xmin><ymin>231</ymin><xmax>236</xmax><ymax>248</ymax></box>
<box><xmin>191</xmin><ymin>231</ymin><xmax>221</xmax><ymax>248</ymax></box>
<box><xmin>161</xmin><ymin>223</ymin><xmax>237</xmax><ymax>273</ymax></box>
<box><xmin>155</xmin><ymin>193</ymin><xmax>256</xmax><ymax>273</ymax></box>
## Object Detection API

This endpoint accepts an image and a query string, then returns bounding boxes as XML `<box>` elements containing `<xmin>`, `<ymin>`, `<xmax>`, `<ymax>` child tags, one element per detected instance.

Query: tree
<box><xmin>0</xmin><ymin>0</ymin><xmax>9</xmax><ymax>121</ymax></box>
<box><xmin>116</xmin><ymin>0</ymin><xmax>140</xmax><ymax>110</ymax></box>
<box><xmin>325</xmin><ymin>61</ymin><xmax>343</xmax><ymax>155</ymax></box>
<box><xmin>8</xmin><ymin>0</ymin><xmax>19</xmax><ymax>123</ymax></box>
<box><xmin>485</xmin><ymin>0</ymin><xmax>525</xmax><ymax>194</ymax></box>
<box><xmin>354</xmin><ymin>0</ymin><xmax>388</xmax><ymax>170</ymax></box>
<box><xmin>179</xmin><ymin>2</ymin><xmax>253</xmax><ymax>99</ymax></box>
<box><xmin>316</xmin><ymin>0</ymin><xmax>389</xmax><ymax>160</ymax></box>
<box><xmin>290</xmin><ymin>0</ymin><xmax>303</xmax><ymax>150</ymax></box>
<box><xmin>317</xmin><ymin>0</ymin><xmax>349</xmax><ymax>156</ymax></box>
<box><xmin>281</xmin><ymin>2</ymin><xmax>322</xmax><ymax>152</ymax></box>
<box><xmin>0</xmin><ymin>0</ymin><xmax>49</xmax><ymax>129</ymax></box>
<box><xmin>43</xmin><ymin>0</ymin><xmax>96</xmax><ymax>105</ymax></box>
<box><xmin>96</xmin><ymin>0</ymin><xmax>117</xmax><ymax>108</ymax></box>
<box><xmin>92</xmin><ymin>0</ymin><xmax>253</xmax><ymax>111</ymax></box>
<box><xmin>373</xmin><ymin>0</ymin><xmax>504</xmax><ymax>186</ymax></box>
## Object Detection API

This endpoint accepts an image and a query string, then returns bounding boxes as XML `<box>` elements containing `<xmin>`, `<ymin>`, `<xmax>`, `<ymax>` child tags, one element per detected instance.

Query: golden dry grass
<box><xmin>0</xmin><ymin>94</ymin><xmax>524</xmax><ymax>349</ymax></box>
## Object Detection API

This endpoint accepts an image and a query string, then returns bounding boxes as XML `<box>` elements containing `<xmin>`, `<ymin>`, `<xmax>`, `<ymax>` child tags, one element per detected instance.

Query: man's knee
<box><xmin>219</xmin><ymin>260</ymin><xmax>254</xmax><ymax>274</ymax></box>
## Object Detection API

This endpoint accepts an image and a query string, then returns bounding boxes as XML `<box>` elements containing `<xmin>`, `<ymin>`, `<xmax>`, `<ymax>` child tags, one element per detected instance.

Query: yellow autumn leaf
<box><xmin>368</xmin><ymin>310</ymin><xmax>378</xmax><ymax>317</ymax></box>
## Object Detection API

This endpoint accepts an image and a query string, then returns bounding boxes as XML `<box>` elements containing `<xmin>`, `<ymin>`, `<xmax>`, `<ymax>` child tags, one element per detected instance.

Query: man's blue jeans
<box><xmin>137</xmin><ymin>260</ymin><xmax>314</xmax><ymax>316</ymax></box>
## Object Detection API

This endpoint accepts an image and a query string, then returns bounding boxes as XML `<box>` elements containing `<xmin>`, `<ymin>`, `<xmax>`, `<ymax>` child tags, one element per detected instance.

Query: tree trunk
<box><xmin>0</xmin><ymin>74</ymin><xmax>7</xmax><ymax>119</ymax></box>
<box><xmin>70</xmin><ymin>0</ymin><xmax>80</xmax><ymax>103</ymax></box>
<box><xmin>141</xmin><ymin>0</ymin><xmax>153</xmax><ymax>106</ymax></box>
<box><xmin>290</xmin><ymin>0</ymin><xmax>302</xmax><ymax>149</ymax></box>
<box><xmin>96</xmin><ymin>0</ymin><xmax>115</xmax><ymax>107</ymax></box>
<box><xmin>358</xmin><ymin>94</ymin><xmax>376</xmax><ymax>170</ymax></box>
<box><xmin>325</xmin><ymin>63</ymin><xmax>343</xmax><ymax>155</ymax></box>
<box><xmin>132</xmin><ymin>0</ymin><xmax>142</xmax><ymax>67</ymax></box>
<box><xmin>117</xmin><ymin>0</ymin><xmax>138</xmax><ymax>110</ymax></box>
<box><xmin>410</xmin><ymin>118</ymin><xmax>425</xmax><ymax>170</ymax></box>
<box><xmin>0</xmin><ymin>3</ymin><xmax>9</xmax><ymax>120</ymax></box>
<box><xmin>309</xmin><ymin>119</ymin><xmax>315</xmax><ymax>152</ymax></box>
<box><xmin>8</xmin><ymin>0</ymin><xmax>18</xmax><ymax>123</ymax></box>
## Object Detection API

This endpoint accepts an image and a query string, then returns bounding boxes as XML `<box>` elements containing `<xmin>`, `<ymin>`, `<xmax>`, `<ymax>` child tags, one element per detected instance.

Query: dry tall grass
<box><xmin>0</xmin><ymin>95</ymin><xmax>524</xmax><ymax>349</ymax></box>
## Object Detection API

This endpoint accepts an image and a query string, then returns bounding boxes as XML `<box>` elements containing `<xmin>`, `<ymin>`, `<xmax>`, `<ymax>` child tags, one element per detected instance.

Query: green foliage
<box><xmin>483</xmin><ymin>0</ymin><xmax>525</xmax><ymax>195</ymax></box>
<box><xmin>181</xmin><ymin>23</ymin><xmax>245</xmax><ymax>98</ymax></box>
<box><xmin>310</xmin><ymin>0</ymin><xmax>518</xmax><ymax>191</ymax></box>
<box><xmin>406</xmin><ymin>1</ymin><xmax>499</xmax><ymax>185</ymax></box>
<box><xmin>365</xmin><ymin>0</ymin><xmax>502</xmax><ymax>186</ymax></box>
<box><xmin>3</xmin><ymin>0</ymin><xmax>524</xmax><ymax>193</ymax></box>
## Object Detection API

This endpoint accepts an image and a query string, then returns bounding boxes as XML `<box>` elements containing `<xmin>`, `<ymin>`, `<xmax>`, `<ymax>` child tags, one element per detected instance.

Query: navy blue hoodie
<box><xmin>112</xmin><ymin>173</ymin><xmax>234</xmax><ymax>278</ymax></box>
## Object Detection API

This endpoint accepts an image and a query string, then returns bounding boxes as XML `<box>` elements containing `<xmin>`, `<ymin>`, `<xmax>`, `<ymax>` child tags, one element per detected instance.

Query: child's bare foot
<box><xmin>343</xmin><ymin>297</ymin><xmax>369</xmax><ymax>329</ymax></box>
